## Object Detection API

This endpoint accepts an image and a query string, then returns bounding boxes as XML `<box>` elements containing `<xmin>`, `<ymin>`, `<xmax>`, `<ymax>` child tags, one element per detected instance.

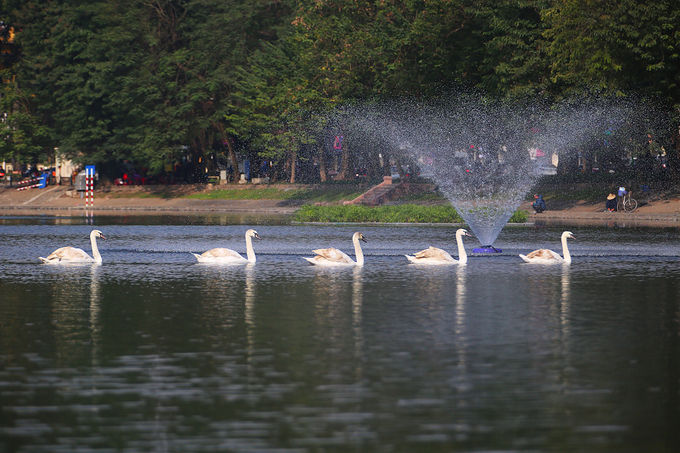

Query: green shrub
<box><xmin>509</xmin><ymin>209</ymin><xmax>529</xmax><ymax>223</ymax></box>
<box><xmin>294</xmin><ymin>204</ymin><xmax>463</xmax><ymax>223</ymax></box>
<box><xmin>294</xmin><ymin>204</ymin><xmax>529</xmax><ymax>224</ymax></box>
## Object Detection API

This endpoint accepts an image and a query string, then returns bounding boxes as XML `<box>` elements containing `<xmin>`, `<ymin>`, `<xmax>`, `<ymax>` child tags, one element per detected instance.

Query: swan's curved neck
<box><xmin>353</xmin><ymin>236</ymin><xmax>364</xmax><ymax>266</ymax></box>
<box><xmin>456</xmin><ymin>232</ymin><xmax>467</xmax><ymax>264</ymax></box>
<box><xmin>245</xmin><ymin>234</ymin><xmax>256</xmax><ymax>263</ymax></box>
<box><xmin>561</xmin><ymin>235</ymin><xmax>571</xmax><ymax>264</ymax></box>
<box><xmin>90</xmin><ymin>232</ymin><xmax>102</xmax><ymax>263</ymax></box>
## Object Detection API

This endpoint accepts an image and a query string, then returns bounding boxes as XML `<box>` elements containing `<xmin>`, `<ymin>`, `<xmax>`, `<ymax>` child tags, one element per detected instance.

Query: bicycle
<box><xmin>617</xmin><ymin>191</ymin><xmax>638</xmax><ymax>212</ymax></box>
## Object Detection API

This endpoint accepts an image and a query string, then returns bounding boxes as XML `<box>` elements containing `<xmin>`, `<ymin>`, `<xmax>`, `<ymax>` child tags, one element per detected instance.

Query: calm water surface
<box><xmin>1</xmin><ymin>217</ymin><xmax>679</xmax><ymax>452</ymax></box>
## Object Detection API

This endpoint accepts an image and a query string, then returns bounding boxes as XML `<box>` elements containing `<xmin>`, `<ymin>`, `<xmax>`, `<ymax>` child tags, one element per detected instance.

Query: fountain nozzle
<box><xmin>472</xmin><ymin>245</ymin><xmax>503</xmax><ymax>254</ymax></box>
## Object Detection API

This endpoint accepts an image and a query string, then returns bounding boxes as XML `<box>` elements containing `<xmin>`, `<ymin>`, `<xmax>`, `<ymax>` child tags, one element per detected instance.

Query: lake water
<box><xmin>1</xmin><ymin>216</ymin><xmax>679</xmax><ymax>452</ymax></box>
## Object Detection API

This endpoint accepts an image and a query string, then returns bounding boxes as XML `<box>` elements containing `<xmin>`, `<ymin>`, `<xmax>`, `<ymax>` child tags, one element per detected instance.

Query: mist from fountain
<box><xmin>341</xmin><ymin>94</ymin><xmax>640</xmax><ymax>247</ymax></box>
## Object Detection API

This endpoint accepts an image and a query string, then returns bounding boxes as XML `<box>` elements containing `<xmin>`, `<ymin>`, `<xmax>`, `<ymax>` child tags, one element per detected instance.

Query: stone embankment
<box><xmin>2</xmin><ymin>183</ymin><xmax>679</xmax><ymax>227</ymax></box>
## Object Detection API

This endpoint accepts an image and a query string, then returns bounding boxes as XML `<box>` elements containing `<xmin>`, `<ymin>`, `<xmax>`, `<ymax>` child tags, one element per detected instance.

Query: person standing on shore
<box><xmin>617</xmin><ymin>186</ymin><xmax>627</xmax><ymax>207</ymax></box>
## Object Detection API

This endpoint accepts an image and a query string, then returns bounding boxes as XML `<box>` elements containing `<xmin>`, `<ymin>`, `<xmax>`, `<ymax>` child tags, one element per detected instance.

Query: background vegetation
<box><xmin>294</xmin><ymin>204</ymin><xmax>528</xmax><ymax>224</ymax></box>
<box><xmin>1</xmin><ymin>0</ymin><xmax>679</xmax><ymax>184</ymax></box>
<box><xmin>294</xmin><ymin>204</ymin><xmax>463</xmax><ymax>223</ymax></box>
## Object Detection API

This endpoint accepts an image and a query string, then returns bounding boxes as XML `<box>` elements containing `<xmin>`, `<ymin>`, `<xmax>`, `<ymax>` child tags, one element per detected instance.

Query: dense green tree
<box><xmin>543</xmin><ymin>0</ymin><xmax>680</xmax><ymax>104</ymax></box>
<box><xmin>1</xmin><ymin>1</ymin><xmax>56</xmax><ymax>164</ymax></box>
<box><xmin>116</xmin><ymin>0</ymin><xmax>293</xmax><ymax>178</ymax></box>
<box><xmin>228</xmin><ymin>37</ymin><xmax>326</xmax><ymax>183</ymax></box>
<box><xmin>0</xmin><ymin>80</ymin><xmax>53</xmax><ymax>163</ymax></box>
<box><xmin>5</xmin><ymin>0</ymin><xmax>137</xmax><ymax>168</ymax></box>
<box><xmin>473</xmin><ymin>0</ymin><xmax>550</xmax><ymax>98</ymax></box>
<box><xmin>3</xmin><ymin>0</ymin><xmax>680</xmax><ymax>182</ymax></box>
<box><xmin>4</xmin><ymin>0</ymin><xmax>293</xmax><ymax>178</ymax></box>
<box><xmin>543</xmin><ymin>0</ymin><xmax>680</xmax><ymax>168</ymax></box>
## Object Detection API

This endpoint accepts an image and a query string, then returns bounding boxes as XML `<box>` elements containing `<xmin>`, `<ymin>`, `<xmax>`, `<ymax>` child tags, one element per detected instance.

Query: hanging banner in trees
<box><xmin>333</xmin><ymin>135</ymin><xmax>343</xmax><ymax>152</ymax></box>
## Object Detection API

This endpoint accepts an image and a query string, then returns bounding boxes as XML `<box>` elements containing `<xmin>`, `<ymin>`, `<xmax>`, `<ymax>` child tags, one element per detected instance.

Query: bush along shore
<box><xmin>293</xmin><ymin>204</ymin><xmax>529</xmax><ymax>224</ymax></box>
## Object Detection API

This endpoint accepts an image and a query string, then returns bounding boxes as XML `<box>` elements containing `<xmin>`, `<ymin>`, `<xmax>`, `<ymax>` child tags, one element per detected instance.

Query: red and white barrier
<box><xmin>16</xmin><ymin>182</ymin><xmax>41</xmax><ymax>191</ymax></box>
<box><xmin>16</xmin><ymin>176</ymin><xmax>41</xmax><ymax>190</ymax></box>
<box><xmin>85</xmin><ymin>166</ymin><xmax>95</xmax><ymax>208</ymax></box>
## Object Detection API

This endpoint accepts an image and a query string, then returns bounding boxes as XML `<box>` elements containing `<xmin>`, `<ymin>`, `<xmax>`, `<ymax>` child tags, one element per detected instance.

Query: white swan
<box><xmin>304</xmin><ymin>232</ymin><xmax>367</xmax><ymax>266</ymax></box>
<box><xmin>520</xmin><ymin>231</ymin><xmax>574</xmax><ymax>264</ymax></box>
<box><xmin>192</xmin><ymin>229</ymin><xmax>261</xmax><ymax>264</ymax></box>
<box><xmin>39</xmin><ymin>229</ymin><xmax>106</xmax><ymax>264</ymax></box>
<box><xmin>405</xmin><ymin>228</ymin><xmax>471</xmax><ymax>265</ymax></box>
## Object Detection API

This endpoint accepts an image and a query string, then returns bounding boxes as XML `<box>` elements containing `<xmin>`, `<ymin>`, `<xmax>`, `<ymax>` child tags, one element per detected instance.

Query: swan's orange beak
<box><xmin>99</xmin><ymin>234</ymin><xmax>106</xmax><ymax>240</ymax></box>
<box><xmin>254</xmin><ymin>232</ymin><xmax>261</xmax><ymax>240</ymax></box>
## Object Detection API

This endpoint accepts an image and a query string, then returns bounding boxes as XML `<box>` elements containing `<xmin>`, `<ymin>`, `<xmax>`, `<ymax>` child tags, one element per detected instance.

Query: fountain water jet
<box><xmin>337</xmin><ymin>94</ymin><xmax>638</xmax><ymax>250</ymax></box>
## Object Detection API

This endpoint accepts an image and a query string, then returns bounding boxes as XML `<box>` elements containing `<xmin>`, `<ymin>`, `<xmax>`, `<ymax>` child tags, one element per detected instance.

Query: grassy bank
<box><xmin>104</xmin><ymin>185</ymin><xmax>365</xmax><ymax>202</ymax></box>
<box><xmin>294</xmin><ymin>204</ymin><xmax>529</xmax><ymax>224</ymax></box>
<box><xmin>183</xmin><ymin>187</ymin><xmax>364</xmax><ymax>202</ymax></box>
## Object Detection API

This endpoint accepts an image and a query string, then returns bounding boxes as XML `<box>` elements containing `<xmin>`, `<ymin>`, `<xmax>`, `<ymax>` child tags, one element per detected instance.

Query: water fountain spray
<box><xmin>333</xmin><ymin>94</ymin><xmax>639</xmax><ymax>251</ymax></box>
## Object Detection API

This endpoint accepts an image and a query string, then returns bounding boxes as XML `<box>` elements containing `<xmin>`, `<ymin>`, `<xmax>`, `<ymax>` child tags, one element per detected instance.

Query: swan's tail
<box><xmin>518</xmin><ymin>254</ymin><xmax>530</xmax><ymax>263</ymax></box>
<box><xmin>191</xmin><ymin>253</ymin><xmax>203</xmax><ymax>262</ymax></box>
<box><xmin>303</xmin><ymin>257</ymin><xmax>317</xmax><ymax>265</ymax></box>
<box><xmin>404</xmin><ymin>254</ymin><xmax>417</xmax><ymax>263</ymax></box>
<box><xmin>39</xmin><ymin>256</ymin><xmax>49</xmax><ymax>264</ymax></box>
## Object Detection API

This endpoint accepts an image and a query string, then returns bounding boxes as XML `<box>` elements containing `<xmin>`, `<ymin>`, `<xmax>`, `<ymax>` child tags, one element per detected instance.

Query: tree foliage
<box><xmin>1</xmin><ymin>0</ymin><xmax>679</xmax><ymax>181</ymax></box>
<box><xmin>544</xmin><ymin>0</ymin><xmax>680</xmax><ymax>101</ymax></box>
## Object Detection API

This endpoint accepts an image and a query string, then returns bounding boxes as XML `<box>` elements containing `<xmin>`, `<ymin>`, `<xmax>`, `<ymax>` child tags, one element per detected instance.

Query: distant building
<box><xmin>55</xmin><ymin>150</ymin><xmax>78</xmax><ymax>184</ymax></box>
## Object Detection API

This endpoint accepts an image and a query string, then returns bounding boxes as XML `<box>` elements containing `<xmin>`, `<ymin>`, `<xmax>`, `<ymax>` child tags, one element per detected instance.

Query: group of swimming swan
<box><xmin>38</xmin><ymin>228</ymin><xmax>575</xmax><ymax>266</ymax></box>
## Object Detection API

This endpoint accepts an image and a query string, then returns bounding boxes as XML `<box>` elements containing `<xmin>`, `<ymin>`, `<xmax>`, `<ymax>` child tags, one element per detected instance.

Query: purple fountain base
<box><xmin>472</xmin><ymin>245</ymin><xmax>502</xmax><ymax>254</ymax></box>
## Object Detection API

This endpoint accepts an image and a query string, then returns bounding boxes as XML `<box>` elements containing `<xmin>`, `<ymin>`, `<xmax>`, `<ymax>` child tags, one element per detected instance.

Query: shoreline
<box><xmin>521</xmin><ymin>200</ymin><xmax>680</xmax><ymax>228</ymax></box>
<box><xmin>0</xmin><ymin>205</ymin><xmax>298</xmax><ymax>215</ymax></box>
<box><xmin>1</xmin><ymin>185</ymin><xmax>679</xmax><ymax>228</ymax></box>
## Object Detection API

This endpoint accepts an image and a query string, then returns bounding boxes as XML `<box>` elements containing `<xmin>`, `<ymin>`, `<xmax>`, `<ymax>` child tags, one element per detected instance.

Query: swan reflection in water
<box><xmin>454</xmin><ymin>265</ymin><xmax>468</xmax><ymax>371</ymax></box>
<box><xmin>245</xmin><ymin>264</ymin><xmax>256</xmax><ymax>370</ymax></box>
<box><xmin>89</xmin><ymin>264</ymin><xmax>102</xmax><ymax>366</ymax></box>
<box><xmin>560</xmin><ymin>264</ymin><xmax>571</xmax><ymax>334</ymax></box>
<box><xmin>352</xmin><ymin>266</ymin><xmax>364</xmax><ymax>369</ymax></box>
<box><xmin>309</xmin><ymin>266</ymin><xmax>365</xmax><ymax>373</ymax></box>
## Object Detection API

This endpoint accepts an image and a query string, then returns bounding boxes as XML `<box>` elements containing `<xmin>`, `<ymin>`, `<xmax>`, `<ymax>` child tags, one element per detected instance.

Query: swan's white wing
<box><xmin>311</xmin><ymin>247</ymin><xmax>354</xmax><ymax>264</ymax></box>
<box><xmin>526</xmin><ymin>248</ymin><xmax>561</xmax><ymax>260</ymax></box>
<box><xmin>42</xmin><ymin>246</ymin><xmax>93</xmax><ymax>263</ymax></box>
<box><xmin>198</xmin><ymin>248</ymin><xmax>244</xmax><ymax>259</ymax></box>
<box><xmin>413</xmin><ymin>246</ymin><xmax>454</xmax><ymax>261</ymax></box>
<box><xmin>521</xmin><ymin>248</ymin><xmax>563</xmax><ymax>263</ymax></box>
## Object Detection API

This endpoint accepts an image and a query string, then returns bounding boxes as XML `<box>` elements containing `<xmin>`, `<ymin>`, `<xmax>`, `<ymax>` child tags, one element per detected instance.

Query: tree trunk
<box><xmin>289</xmin><ymin>149</ymin><xmax>297</xmax><ymax>184</ymax></box>
<box><xmin>338</xmin><ymin>143</ymin><xmax>349</xmax><ymax>180</ymax></box>
<box><xmin>318</xmin><ymin>147</ymin><xmax>327</xmax><ymax>182</ymax></box>
<box><xmin>224</xmin><ymin>136</ymin><xmax>239</xmax><ymax>183</ymax></box>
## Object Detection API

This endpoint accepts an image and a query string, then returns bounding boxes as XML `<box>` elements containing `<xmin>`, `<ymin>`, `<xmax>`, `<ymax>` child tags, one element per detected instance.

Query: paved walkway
<box><xmin>521</xmin><ymin>200</ymin><xmax>680</xmax><ymax>228</ymax></box>
<box><xmin>0</xmin><ymin>185</ymin><xmax>299</xmax><ymax>215</ymax></box>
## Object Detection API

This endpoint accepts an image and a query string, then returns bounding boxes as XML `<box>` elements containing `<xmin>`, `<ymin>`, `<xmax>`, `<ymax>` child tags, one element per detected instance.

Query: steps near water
<box><xmin>344</xmin><ymin>177</ymin><xmax>436</xmax><ymax>206</ymax></box>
